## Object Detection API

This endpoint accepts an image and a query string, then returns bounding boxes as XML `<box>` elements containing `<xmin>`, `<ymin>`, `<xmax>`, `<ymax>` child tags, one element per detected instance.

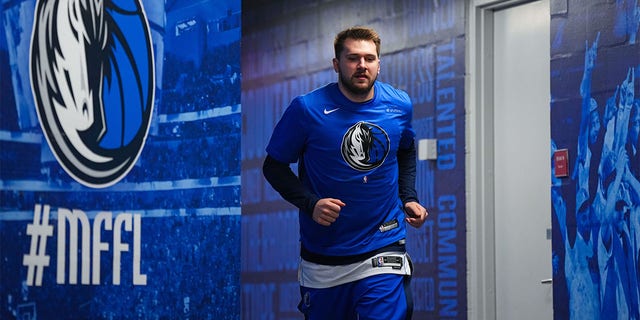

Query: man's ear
<box><xmin>332</xmin><ymin>58</ymin><xmax>339</xmax><ymax>73</ymax></box>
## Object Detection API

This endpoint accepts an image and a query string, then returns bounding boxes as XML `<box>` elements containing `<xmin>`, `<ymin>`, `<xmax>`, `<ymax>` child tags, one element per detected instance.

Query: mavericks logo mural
<box><xmin>30</xmin><ymin>0</ymin><xmax>155</xmax><ymax>188</ymax></box>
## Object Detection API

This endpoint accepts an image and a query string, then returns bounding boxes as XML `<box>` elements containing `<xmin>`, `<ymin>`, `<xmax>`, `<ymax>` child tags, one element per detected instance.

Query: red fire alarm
<box><xmin>554</xmin><ymin>149</ymin><xmax>569</xmax><ymax>178</ymax></box>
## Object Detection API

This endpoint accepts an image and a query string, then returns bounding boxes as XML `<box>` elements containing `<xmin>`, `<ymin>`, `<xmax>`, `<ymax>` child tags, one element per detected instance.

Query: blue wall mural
<box><xmin>240</xmin><ymin>1</ymin><xmax>467</xmax><ymax>318</ymax></box>
<box><xmin>0</xmin><ymin>0</ymin><xmax>241</xmax><ymax>318</ymax></box>
<box><xmin>551</xmin><ymin>0</ymin><xmax>640</xmax><ymax>319</ymax></box>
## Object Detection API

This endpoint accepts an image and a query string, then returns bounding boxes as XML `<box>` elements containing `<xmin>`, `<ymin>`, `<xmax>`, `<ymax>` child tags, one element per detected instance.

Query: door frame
<box><xmin>465</xmin><ymin>1</ymin><xmax>543</xmax><ymax>319</ymax></box>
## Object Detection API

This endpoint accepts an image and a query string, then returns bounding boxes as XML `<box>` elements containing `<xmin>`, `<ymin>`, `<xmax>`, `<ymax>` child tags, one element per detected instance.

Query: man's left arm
<box><xmin>397</xmin><ymin>140</ymin><xmax>428</xmax><ymax>227</ymax></box>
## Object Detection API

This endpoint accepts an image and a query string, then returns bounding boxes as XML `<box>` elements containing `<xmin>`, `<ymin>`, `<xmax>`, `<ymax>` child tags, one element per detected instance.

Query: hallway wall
<box><xmin>241</xmin><ymin>1</ymin><xmax>467</xmax><ymax>318</ymax></box>
<box><xmin>549</xmin><ymin>0</ymin><xmax>640</xmax><ymax>318</ymax></box>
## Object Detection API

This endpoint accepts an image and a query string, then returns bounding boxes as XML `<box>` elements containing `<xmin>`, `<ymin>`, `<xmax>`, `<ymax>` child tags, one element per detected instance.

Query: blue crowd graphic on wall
<box><xmin>240</xmin><ymin>1</ymin><xmax>467</xmax><ymax>319</ymax></box>
<box><xmin>550</xmin><ymin>0</ymin><xmax>640</xmax><ymax>319</ymax></box>
<box><xmin>0</xmin><ymin>0</ymin><xmax>241</xmax><ymax>318</ymax></box>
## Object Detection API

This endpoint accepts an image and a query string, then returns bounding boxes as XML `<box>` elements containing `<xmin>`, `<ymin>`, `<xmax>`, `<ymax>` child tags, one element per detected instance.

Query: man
<box><xmin>262</xmin><ymin>26</ymin><xmax>427</xmax><ymax>319</ymax></box>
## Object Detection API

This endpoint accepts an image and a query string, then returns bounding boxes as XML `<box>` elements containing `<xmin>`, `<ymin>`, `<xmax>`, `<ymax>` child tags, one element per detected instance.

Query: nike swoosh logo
<box><xmin>323</xmin><ymin>107</ymin><xmax>340</xmax><ymax>115</ymax></box>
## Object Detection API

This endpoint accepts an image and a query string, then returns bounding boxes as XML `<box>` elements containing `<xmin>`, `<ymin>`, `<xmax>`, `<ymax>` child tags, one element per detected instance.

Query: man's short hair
<box><xmin>334</xmin><ymin>26</ymin><xmax>381</xmax><ymax>59</ymax></box>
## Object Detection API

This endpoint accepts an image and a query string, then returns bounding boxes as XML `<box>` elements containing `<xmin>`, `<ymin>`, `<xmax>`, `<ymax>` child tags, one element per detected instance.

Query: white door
<box><xmin>492</xmin><ymin>0</ymin><xmax>552</xmax><ymax>319</ymax></box>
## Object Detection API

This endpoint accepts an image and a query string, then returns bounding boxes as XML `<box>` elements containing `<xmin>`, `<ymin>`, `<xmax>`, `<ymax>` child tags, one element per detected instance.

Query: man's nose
<box><xmin>357</xmin><ymin>57</ymin><xmax>367</xmax><ymax>68</ymax></box>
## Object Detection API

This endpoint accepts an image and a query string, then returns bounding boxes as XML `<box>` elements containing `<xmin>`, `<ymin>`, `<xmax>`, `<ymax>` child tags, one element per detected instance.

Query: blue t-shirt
<box><xmin>266</xmin><ymin>81</ymin><xmax>415</xmax><ymax>256</ymax></box>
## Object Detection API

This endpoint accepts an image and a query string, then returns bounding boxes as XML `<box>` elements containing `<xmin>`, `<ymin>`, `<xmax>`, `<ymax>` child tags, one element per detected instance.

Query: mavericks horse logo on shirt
<box><xmin>341</xmin><ymin>121</ymin><xmax>390</xmax><ymax>171</ymax></box>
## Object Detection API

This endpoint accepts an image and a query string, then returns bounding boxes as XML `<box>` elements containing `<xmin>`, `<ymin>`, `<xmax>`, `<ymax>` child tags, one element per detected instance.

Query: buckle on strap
<box><xmin>371</xmin><ymin>255</ymin><xmax>403</xmax><ymax>270</ymax></box>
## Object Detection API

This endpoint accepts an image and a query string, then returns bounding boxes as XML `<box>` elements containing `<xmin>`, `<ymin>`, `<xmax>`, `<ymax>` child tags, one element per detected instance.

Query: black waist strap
<box><xmin>300</xmin><ymin>240</ymin><xmax>406</xmax><ymax>266</ymax></box>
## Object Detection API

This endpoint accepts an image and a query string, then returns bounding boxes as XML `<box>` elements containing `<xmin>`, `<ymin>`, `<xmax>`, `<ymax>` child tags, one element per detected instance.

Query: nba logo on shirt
<box><xmin>30</xmin><ymin>0</ymin><xmax>155</xmax><ymax>188</ymax></box>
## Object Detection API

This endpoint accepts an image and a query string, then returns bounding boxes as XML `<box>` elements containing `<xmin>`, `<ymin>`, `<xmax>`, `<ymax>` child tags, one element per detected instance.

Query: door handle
<box><xmin>540</xmin><ymin>278</ymin><xmax>552</xmax><ymax>284</ymax></box>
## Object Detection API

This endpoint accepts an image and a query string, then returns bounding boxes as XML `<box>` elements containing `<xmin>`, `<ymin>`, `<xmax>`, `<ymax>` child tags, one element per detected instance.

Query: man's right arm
<box><xmin>262</xmin><ymin>155</ymin><xmax>319</xmax><ymax>217</ymax></box>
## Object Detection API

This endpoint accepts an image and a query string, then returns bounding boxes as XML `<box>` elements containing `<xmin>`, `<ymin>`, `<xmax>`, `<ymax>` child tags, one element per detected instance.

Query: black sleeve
<box><xmin>397</xmin><ymin>140</ymin><xmax>419</xmax><ymax>205</ymax></box>
<box><xmin>262</xmin><ymin>155</ymin><xmax>319</xmax><ymax>216</ymax></box>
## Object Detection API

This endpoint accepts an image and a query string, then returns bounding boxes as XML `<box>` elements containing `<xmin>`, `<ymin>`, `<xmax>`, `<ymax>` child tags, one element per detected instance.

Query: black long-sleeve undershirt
<box><xmin>262</xmin><ymin>141</ymin><xmax>419</xmax><ymax>217</ymax></box>
<box><xmin>397</xmin><ymin>142</ymin><xmax>419</xmax><ymax>204</ymax></box>
<box><xmin>262</xmin><ymin>155</ymin><xmax>320</xmax><ymax>216</ymax></box>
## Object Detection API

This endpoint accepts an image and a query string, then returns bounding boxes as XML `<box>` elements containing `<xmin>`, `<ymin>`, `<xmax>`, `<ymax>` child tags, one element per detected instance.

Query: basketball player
<box><xmin>263</xmin><ymin>26</ymin><xmax>428</xmax><ymax>319</ymax></box>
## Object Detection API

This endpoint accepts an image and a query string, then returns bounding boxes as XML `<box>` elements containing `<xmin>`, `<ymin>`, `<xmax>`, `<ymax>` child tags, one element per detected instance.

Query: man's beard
<box><xmin>339</xmin><ymin>69</ymin><xmax>377</xmax><ymax>96</ymax></box>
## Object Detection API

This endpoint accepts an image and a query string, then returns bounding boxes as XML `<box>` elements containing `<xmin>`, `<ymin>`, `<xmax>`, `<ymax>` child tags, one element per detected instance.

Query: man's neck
<box><xmin>338</xmin><ymin>82</ymin><xmax>374</xmax><ymax>103</ymax></box>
